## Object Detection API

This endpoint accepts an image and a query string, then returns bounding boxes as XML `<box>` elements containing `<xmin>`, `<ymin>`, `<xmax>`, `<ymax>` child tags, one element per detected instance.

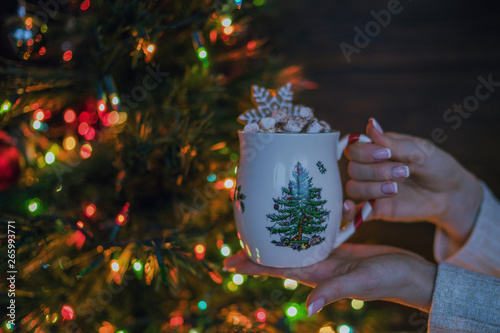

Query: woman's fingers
<box><xmin>348</xmin><ymin>161</ymin><xmax>410</xmax><ymax>181</ymax></box>
<box><xmin>341</xmin><ymin>200</ymin><xmax>356</xmax><ymax>221</ymax></box>
<box><xmin>346</xmin><ymin>179</ymin><xmax>399</xmax><ymax>199</ymax></box>
<box><xmin>344</xmin><ymin>142</ymin><xmax>392</xmax><ymax>163</ymax></box>
<box><xmin>306</xmin><ymin>271</ymin><xmax>367</xmax><ymax>316</ymax></box>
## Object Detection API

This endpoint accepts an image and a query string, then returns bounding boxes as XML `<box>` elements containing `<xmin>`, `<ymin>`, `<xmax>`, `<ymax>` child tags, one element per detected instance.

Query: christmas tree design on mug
<box><xmin>266</xmin><ymin>162</ymin><xmax>330</xmax><ymax>251</ymax></box>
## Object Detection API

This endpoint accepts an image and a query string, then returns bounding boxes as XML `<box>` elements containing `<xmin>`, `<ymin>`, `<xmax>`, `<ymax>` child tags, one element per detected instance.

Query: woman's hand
<box><xmin>343</xmin><ymin>118</ymin><xmax>483</xmax><ymax>246</ymax></box>
<box><xmin>224</xmin><ymin>244</ymin><xmax>436</xmax><ymax>316</ymax></box>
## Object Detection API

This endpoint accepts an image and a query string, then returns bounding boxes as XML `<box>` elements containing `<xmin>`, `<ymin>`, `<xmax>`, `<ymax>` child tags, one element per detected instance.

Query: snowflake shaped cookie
<box><xmin>237</xmin><ymin>82</ymin><xmax>303</xmax><ymax>124</ymax></box>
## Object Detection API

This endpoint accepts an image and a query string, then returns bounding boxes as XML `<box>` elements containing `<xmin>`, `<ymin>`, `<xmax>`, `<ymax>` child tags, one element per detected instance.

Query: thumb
<box><xmin>306</xmin><ymin>273</ymin><xmax>364</xmax><ymax>316</ymax></box>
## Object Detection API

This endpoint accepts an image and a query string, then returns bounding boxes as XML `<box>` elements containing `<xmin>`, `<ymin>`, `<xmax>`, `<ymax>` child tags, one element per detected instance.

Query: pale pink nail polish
<box><xmin>307</xmin><ymin>297</ymin><xmax>325</xmax><ymax>317</ymax></box>
<box><xmin>372</xmin><ymin>148</ymin><xmax>391</xmax><ymax>160</ymax></box>
<box><xmin>370</xmin><ymin>118</ymin><xmax>384</xmax><ymax>134</ymax></box>
<box><xmin>381</xmin><ymin>182</ymin><xmax>398</xmax><ymax>194</ymax></box>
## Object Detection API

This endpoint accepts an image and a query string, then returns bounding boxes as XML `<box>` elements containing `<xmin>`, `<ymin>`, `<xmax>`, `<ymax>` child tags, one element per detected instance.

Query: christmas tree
<box><xmin>267</xmin><ymin>162</ymin><xmax>329</xmax><ymax>251</ymax></box>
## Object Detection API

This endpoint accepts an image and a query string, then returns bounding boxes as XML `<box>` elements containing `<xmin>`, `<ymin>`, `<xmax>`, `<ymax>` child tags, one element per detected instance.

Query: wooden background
<box><xmin>265</xmin><ymin>0</ymin><xmax>500</xmax><ymax>256</ymax></box>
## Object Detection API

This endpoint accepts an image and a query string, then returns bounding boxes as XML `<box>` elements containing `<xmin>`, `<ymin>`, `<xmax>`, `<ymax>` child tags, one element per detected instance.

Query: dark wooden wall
<box><xmin>266</xmin><ymin>0</ymin><xmax>500</xmax><ymax>260</ymax></box>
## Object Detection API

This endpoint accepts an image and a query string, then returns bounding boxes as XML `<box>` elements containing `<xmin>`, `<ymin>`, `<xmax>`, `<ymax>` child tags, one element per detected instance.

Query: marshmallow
<box><xmin>299</xmin><ymin>107</ymin><xmax>313</xmax><ymax>120</ymax></box>
<box><xmin>271</xmin><ymin>110</ymin><xmax>287</xmax><ymax>122</ymax></box>
<box><xmin>259</xmin><ymin>117</ymin><xmax>276</xmax><ymax>131</ymax></box>
<box><xmin>319</xmin><ymin>120</ymin><xmax>331</xmax><ymax>132</ymax></box>
<box><xmin>305</xmin><ymin>120</ymin><xmax>322</xmax><ymax>133</ymax></box>
<box><xmin>243</xmin><ymin>123</ymin><xmax>260</xmax><ymax>132</ymax></box>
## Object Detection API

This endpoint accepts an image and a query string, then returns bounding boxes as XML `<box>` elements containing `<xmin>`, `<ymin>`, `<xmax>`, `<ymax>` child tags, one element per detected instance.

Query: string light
<box><xmin>232</xmin><ymin>274</ymin><xmax>244</xmax><ymax>285</ymax></box>
<box><xmin>80</xmin><ymin>0</ymin><xmax>90</xmax><ymax>11</ymax></box>
<box><xmin>283</xmin><ymin>279</ymin><xmax>298</xmax><ymax>290</ymax></box>
<box><xmin>80</xmin><ymin>143</ymin><xmax>92</xmax><ymax>159</ymax></box>
<box><xmin>63</xmin><ymin>50</ymin><xmax>73</xmax><ymax>61</ymax></box>
<box><xmin>198</xmin><ymin>301</ymin><xmax>207</xmax><ymax>310</ymax></box>
<box><xmin>133</xmin><ymin>261</ymin><xmax>142</xmax><ymax>272</ymax></box>
<box><xmin>227</xmin><ymin>281</ymin><xmax>238</xmax><ymax>292</ymax></box>
<box><xmin>256</xmin><ymin>308</ymin><xmax>266</xmax><ymax>322</ymax></box>
<box><xmin>84</xmin><ymin>127</ymin><xmax>96</xmax><ymax>140</ymax></box>
<box><xmin>112</xmin><ymin>96</ymin><xmax>119</xmax><ymax>105</ymax></box>
<box><xmin>220</xmin><ymin>244</ymin><xmax>231</xmax><ymax>257</ymax></box>
<box><xmin>285</xmin><ymin>305</ymin><xmax>298</xmax><ymax>317</ymax></box>
<box><xmin>78</xmin><ymin>122</ymin><xmax>89</xmax><ymax>135</ymax></box>
<box><xmin>337</xmin><ymin>325</ymin><xmax>352</xmax><ymax>333</ymax></box>
<box><xmin>1</xmin><ymin>100</ymin><xmax>12</xmax><ymax>113</ymax></box>
<box><xmin>85</xmin><ymin>204</ymin><xmax>96</xmax><ymax>217</ymax></box>
<box><xmin>61</xmin><ymin>305</ymin><xmax>75</xmax><ymax>320</ymax></box>
<box><xmin>107</xmin><ymin>111</ymin><xmax>119</xmax><ymax>125</ymax></box>
<box><xmin>224</xmin><ymin>178</ymin><xmax>234</xmax><ymax>188</ymax></box>
<box><xmin>194</xmin><ymin>244</ymin><xmax>206</xmax><ymax>260</ymax></box>
<box><xmin>206</xmin><ymin>173</ymin><xmax>216</xmax><ymax>182</ymax></box>
<box><xmin>319</xmin><ymin>326</ymin><xmax>335</xmax><ymax>333</ymax></box>
<box><xmin>97</xmin><ymin>100</ymin><xmax>106</xmax><ymax>112</ymax></box>
<box><xmin>351</xmin><ymin>299</ymin><xmax>364</xmax><ymax>310</ymax></box>
<box><xmin>32</xmin><ymin>120</ymin><xmax>42</xmax><ymax>130</ymax></box>
<box><xmin>188</xmin><ymin>329</ymin><xmax>200</xmax><ymax>333</ymax></box>
<box><xmin>110</xmin><ymin>260</ymin><xmax>120</xmax><ymax>272</ymax></box>
<box><xmin>170</xmin><ymin>316</ymin><xmax>184</xmax><ymax>326</ymax></box>
<box><xmin>221</xmin><ymin>18</ymin><xmax>232</xmax><ymax>27</ymax></box>
<box><xmin>45</xmin><ymin>152</ymin><xmax>55</xmax><ymax>164</ymax></box>
<box><xmin>197</xmin><ymin>47</ymin><xmax>207</xmax><ymax>59</ymax></box>
<box><xmin>34</xmin><ymin>109</ymin><xmax>44</xmax><ymax>120</ymax></box>
<box><xmin>40</xmin><ymin>24</ymin><xmax>48</xmax><ymax>33</ymax></box>
<box><xmin>77</xmin><ymin>221</ymin><xmax>84</xmax><ymax>228</ymax></box>
<box><xmin>147</xmin><ymin>44</ymin><xmax>155</xmax><ymax>53</ymax></box>
<box><xmin>64</xmin><ymin>109</ymin><xmax>76</xmax><ymax>123</ymax></box>
<box><xmin>63</xmin><ymin>136</ymin><xmax>77</xmax><ymax>150</ymax></box>
<box><xmin>27</xmin><ymin>199</ymin><xmax>40</xmax><ymax>212</ymax></box>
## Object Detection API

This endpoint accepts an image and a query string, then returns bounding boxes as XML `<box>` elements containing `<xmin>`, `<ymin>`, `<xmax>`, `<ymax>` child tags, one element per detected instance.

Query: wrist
<box><xmin>396</xmin><ymin>259</ymin><xmax>437</xmax><ymax>312</ymax></box>
<box><xmin>438</xmin><ymin>170</ymin><xmax>483</xmax><ymax>246</ymax></box>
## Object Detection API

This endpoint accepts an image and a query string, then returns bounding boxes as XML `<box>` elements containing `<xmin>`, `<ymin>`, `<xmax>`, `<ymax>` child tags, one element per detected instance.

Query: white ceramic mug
<box><xmin>233</xmin><ymin>131</ymin><xmax>373</xmax><ymax>268</ymax></box>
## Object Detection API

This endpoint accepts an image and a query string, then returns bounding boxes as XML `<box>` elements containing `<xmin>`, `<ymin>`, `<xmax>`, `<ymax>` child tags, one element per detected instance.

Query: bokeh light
<box><xmin>198</xmin><ymin>300</ymin><xmax>207</xmax><ymax>310</ymax></box>
<box><xmin>284</xmin><ymin>278</ymin><xmax>298</xmax><ymax>290</ymax></box>
<box><xmin>351</xmin><ymin>299</ymin><xmax>364</xmax><ymax>310</ymax></box>
<box><xmin>85</xmin><ymin>204</ymin><xmax>96</xmax><ymax>217</ymax></box>
<box><xmin>63</xmin><ymin>136</ymin><xmax>77</xmax><ymax>150</ymax></box>
<box><xmin>133</xmin><ymin>261</ymin><xmax>142</xmax><ymax>271</ymax></box>
<box><xmin>337</xmin><ymin>325</ymin><xmax>352</xmax><ymax>333</ymax></box>
<box><xmin>110</xmin><ymin>260</ymin><xmax>120</xmax><ymax>272</ymax></box>
<box><xmin>45</xmin><ymin>152</ymin><xmax>55</xmax><ymax>164</ymax></box>
<box><xmin>64</xmin><ymin>109</ymin><xmax>76</xmax><ymax>123</ymax></box>
<box><xmin>220</xmin><ymin>244</ymin><xmax>231</xmax><ymax>256</ymax></box>
<box><xmin>286</xmin><ymin>305</ymin><xmax>298</xmax><ymax>317</ymax></box>
<box><xmin>232</xmin><ymin>274</ymin><xmax>244</xmax><ymax>285</ymax></box>
<box><xmin>61</xmin><ymin>305</ymin><xmax>74</xmax><ymax>320</ymax></box>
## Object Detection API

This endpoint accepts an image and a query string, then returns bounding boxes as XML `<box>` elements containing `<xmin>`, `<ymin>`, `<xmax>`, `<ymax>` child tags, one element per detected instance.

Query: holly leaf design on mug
<box><xmin>234</xmin><ymin>185</ymin><xmax>246</xmax><ymax>213</ymax></box>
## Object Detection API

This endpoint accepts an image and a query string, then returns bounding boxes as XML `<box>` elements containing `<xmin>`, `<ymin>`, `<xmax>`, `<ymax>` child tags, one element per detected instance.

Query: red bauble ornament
<box><xmin>274</xmin><ymin>203</ymin><xmax>279</xmax><ymax>210</ymax></box>
<box><xmin>0</xmin><ymin>132</ymin><xmax>21</xmax><ymax>191</ymax></box>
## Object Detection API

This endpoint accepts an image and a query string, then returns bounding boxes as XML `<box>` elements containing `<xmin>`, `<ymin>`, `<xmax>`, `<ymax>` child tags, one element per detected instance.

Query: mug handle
<box><xmin>333</xmin><ymin>133</ymin><xmax>375</xmax><ymax>249</ymax></box>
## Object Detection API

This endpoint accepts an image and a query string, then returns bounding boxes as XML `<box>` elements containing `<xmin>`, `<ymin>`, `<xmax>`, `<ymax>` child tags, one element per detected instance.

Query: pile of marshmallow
<box><xmin>243</xmin><ymin>107</ymin><xmax>332</xmax><ymax>133</ymax></box>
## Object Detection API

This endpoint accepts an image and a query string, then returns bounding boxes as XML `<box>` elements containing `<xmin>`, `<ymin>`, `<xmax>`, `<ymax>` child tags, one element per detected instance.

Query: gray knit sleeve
<box><xmin>428</xmin><ymin>263</ymin><xmax>500</xmax><ymax>332</ymax></box>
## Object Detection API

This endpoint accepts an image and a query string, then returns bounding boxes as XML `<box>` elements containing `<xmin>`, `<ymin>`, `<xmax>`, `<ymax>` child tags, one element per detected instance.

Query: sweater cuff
<box><xmin>428</xmin><ymin>263</ymin><xmax>500</xmax><ymax>332</ymax></box>
<box><xmin>433</xmin><ymin>181</ymin><xmax>500</xmax><ymax>276</ymax></box>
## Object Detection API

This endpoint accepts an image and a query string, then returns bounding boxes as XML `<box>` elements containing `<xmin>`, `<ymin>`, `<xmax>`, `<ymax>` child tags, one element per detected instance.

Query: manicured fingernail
<box><xmin>372</xmin><ymin>148</ymin><xmax>391</xmax><ymax>160</ymax></box>
<box><xmin>307</xmin><ymin>297</ymin><xmax>325</xmax><ymax>317</ymax></box>
<box><xmin>391</xmin><ymin>165</ymin><xmax>410</xmax><ymax>178</ymax></box>
<box><xmin>370</xmin><ymin>118</ymin><xmax>384</xmax><ymax>134</ymax></box>
<box><xmin>343</xmin><ymin>202</ymin><xmax>350</xmax><ymax>213</ymax></box>
<box><xmin>381</xmin><ymin>182</ymin><xmax>398</xmax><ymax>194</ymax></box>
